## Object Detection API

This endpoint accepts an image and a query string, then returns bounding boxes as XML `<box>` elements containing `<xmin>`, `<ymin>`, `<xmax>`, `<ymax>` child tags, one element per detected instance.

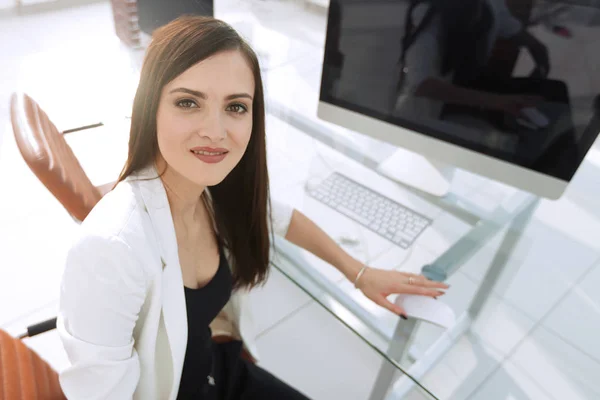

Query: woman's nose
<box><xmin>199</xmin><ymin>111</ymin><xmax>227</xmax><ymax>141</ymax></box>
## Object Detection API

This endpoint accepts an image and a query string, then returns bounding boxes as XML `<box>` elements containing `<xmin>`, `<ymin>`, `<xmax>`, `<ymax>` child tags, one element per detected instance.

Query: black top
<box><xmin>177</xmin><ymin>245</ymin><xmax>233</xmax><ymax>399</ymax></box>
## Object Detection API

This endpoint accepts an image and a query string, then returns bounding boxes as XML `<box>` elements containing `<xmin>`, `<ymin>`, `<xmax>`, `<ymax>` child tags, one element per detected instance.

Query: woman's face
<box><xmin>156</xmin><ymin>50</ymin><xmax>255</xmax><ymax>188</ymax></box>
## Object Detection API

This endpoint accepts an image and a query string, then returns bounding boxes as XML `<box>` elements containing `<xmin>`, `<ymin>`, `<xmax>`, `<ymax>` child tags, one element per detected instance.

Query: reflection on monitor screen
<box><xmin>320</xmin><ymin>0</ymin><xmax>600</xmax><ymax>182</ymax></box>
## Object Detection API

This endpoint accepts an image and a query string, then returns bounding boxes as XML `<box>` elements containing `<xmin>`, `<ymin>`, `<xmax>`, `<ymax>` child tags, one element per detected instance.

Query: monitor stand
<box><xmin>376</xmin><ymin>147</ymin><xmax>454</xmax><ymax>197</ymax></box>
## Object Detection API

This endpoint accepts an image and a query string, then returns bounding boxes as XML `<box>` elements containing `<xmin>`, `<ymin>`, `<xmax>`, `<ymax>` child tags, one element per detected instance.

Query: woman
<box><xmin>57</xmin><ymin>16</ymin><xmax>448</xmax><ymax>400</ymax></box>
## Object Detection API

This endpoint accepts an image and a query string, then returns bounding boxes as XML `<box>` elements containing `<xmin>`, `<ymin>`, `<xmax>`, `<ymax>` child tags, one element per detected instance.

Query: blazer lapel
<box><xmin>129</xmin><ymin>166</ymin><xmax>187</xmax><ymax>397</ymax></box>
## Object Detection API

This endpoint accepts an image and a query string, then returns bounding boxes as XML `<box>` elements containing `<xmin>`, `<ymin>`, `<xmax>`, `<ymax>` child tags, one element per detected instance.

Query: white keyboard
<box><xmin>307</xmin><ymin>173</ymin><xmax>432</xmax><ymax>249</ymax></box>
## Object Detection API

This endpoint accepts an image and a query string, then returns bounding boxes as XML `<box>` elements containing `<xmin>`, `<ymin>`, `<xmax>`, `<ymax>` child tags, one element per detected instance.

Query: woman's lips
<box><xmin>190</xmin><ymin>148</ymin><xmax>228</xmax><ymax>164</ymax></box>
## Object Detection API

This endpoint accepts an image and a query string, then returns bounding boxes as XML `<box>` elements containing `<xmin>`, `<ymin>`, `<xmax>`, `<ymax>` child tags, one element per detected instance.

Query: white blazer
<box><xmin>57</xmin><ymin>166</ymin><xmax>294</xmax><ymax>400</ymax></box>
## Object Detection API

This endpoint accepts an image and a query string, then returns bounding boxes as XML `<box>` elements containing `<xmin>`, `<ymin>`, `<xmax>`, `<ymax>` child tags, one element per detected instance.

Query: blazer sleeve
<box><xmin>57</xmin><ymin>233</ymin><xmax>148</xmax><ymax>400</ymax></box>
<box><xmin>270</xmin><ymin>198</ymin><xmax>294</xmax><ymax>238</ymax></box>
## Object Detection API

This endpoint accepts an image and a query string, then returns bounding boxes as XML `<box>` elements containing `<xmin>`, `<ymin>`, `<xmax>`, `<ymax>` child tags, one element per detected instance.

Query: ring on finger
<box><xmin>408</xmin><ymin>276</ymin><xmax>415</xmax><ymax>285</ymax></box>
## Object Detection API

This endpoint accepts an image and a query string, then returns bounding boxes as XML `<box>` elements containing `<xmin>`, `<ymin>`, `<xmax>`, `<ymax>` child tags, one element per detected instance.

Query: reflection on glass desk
<box><xmin>267</xmin><ymin>112</ymin><xmax>541</xmax><ymax>399</ymax></box>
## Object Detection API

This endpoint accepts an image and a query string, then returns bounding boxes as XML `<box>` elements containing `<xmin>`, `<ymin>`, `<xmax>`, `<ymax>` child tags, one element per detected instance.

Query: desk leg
<box><xmin>467</xmin><ymin>198</ymin><xmax>539</xmax><ymax>319</ymax></box>
<box><xmin>368</xmin><ymin>318</ymin><xmax>419</xmax><ymax>400</ymax></box>
<box><xmin>387</xmin><ymin>198</ymin><xmax>539</xmax><ymax>399</ymax></box>
<box><xmin>370</xmin><ymin>197</ymin><xmax>540</xmax><ymax>400</ymax></box>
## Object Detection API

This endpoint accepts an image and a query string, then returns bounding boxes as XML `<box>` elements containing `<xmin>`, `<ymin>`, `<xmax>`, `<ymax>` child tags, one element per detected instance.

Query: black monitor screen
<box><xmin>137</xmin><ymin>0</ymin><xmax>214</xmax><ymax>35</ymax></box>
<box><xmin>320</xmin><ymin>0</ymin><xmax>600</xmax><ymax>181</ymax></box>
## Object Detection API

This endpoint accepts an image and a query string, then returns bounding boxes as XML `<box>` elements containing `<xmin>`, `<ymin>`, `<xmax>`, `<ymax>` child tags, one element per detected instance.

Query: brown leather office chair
<box><xmin>0</xmin><ymin>328</ymin><xmax>66</xmax><ymax>400</ymax></box>
<box><xmin>4</xmin><ymin>93</ymin><xmax>112</xmax><ymax>399</ymax></box>
<box><xmin>10</xmin><ymin>92</ymin><xmax>114</xmax><ymax>223</ymax></box>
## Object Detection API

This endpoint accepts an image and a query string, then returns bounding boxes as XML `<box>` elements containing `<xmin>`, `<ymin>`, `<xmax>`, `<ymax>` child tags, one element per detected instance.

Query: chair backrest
<box><xmin>10</xmin><ymin>93</ymin><xmax>102</xmax><ymax>222</ymax></box>
<box><xmin>0</xmin><ymin>329</ymin><xmax>66</xmax><ymax>400</ymax></box>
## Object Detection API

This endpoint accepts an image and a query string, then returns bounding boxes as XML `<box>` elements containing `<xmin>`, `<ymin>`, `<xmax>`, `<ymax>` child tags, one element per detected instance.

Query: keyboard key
<box><xmin>336</xmin><ymin>205</ymin><xmax>372</xmax><ymax>227</ymax></box>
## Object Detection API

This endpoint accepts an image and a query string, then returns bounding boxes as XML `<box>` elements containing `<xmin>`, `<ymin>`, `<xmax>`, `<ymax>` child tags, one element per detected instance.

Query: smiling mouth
<box><xmin>190</xmin><ymin>149</ymin><xmax>229</xmax><ymax>164</ymax></box>
<box><xmin>191</xmin><ymin>150</ymin><xmax>228</xmax><ymax>156</ymax></box>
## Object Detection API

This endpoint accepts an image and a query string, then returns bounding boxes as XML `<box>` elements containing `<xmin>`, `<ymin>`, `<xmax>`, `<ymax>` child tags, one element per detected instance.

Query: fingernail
<box><xmin>400</xmin><ymin>315</ymin><xmax>408</xmax><ymax>320</ymax></box>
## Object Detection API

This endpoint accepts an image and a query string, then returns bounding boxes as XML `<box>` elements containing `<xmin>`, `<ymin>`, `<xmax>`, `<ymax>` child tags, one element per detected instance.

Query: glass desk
<box><xmin>267</xmin><ymin>129</ymin><xmax>541</xmax><ymax>399</ymax></box>
<box><xmin>260</xmin><ymin>47</ymin><xmax>600</xmax><ymax>396</ymax></box>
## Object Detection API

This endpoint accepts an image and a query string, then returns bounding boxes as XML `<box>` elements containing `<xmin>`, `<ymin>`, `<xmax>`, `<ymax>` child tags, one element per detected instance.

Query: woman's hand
<box><xmin>356</xmin><ymin>267</ymin><xmax>449</xmax><ymax>317</ymax></box>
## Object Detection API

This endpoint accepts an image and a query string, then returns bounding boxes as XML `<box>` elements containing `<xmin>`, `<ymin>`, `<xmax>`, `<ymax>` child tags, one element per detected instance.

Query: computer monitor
<box><xmin>318</xmin><ymin>0</ymin><xmax>600</xmax><ymax>199</ymax></box>
<box><xmin>137</xmin><ymin>0</ymin><xmax>214</xmax><ymax>35</ymax></box>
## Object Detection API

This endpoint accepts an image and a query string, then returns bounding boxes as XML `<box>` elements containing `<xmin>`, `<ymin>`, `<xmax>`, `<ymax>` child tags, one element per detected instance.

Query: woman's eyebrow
<box><xmin>225</xmin><ymin>93</ymin><xmax>253</xmax><ymax>101</ymax></box>
<box><xmin>169</xmin><ymin>88</ymin><xmax>253</xmax><ymax>101</ymax></box>
<box><xmin>169</xmin><ymin>87</ymin><xmax>207</xmax><ymax>99</ymax></box>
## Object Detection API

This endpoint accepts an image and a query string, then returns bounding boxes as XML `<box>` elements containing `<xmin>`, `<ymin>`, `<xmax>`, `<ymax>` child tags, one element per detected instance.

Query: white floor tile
<box><xmin>255</xmin><ymin>301</ymin><xmax>398</xmax><ymax>400</ymax></box>
<box><xmin>458</xmin><ymin>217</ymin><xmax>598</xmax><ymax>321</ymax></box>
<box><xmin>2</xmin><ymin>299</ymin><xmax>58</xmax><ymax>335</ymax></box>
<box><xmin>410</xmin><ymin>335</ymin><xmax>505</xmax><ymax>400</ymax></box>
<box><xmin>1</xmin><ymin>300</ymin><xmax>69</xmax><ymax>373</ymax></box>
<box><xmin>508</xmin><ymin>327</ymin><xmax>600</xmax><ymax>400</ymax></box>
<box><xmin>248</xmin><ymin>268</ymin><xmax>313</xmax><ymax>338</ymax></box>
<box><xmin>401</xmin><ymin>389</ymin><xmax>438</xmax><ymax>400</ymax></box>
<box><xmin>0</xmin><ymin>211</ymin><xmax>78</xmax><ymax>326</ymax></box>
<box><xmin>542</xmin><ymin>261</ymin><xmax>600</xmax><ymax>362</ymax></box>
<box><xmin>0</xmin><ymin>18</ymin><xmax>40</xmax><ymax>60</ymax></box>
<box><xmin>534</xmin><ymin>196</ymin><xmax>600</xmax><ymax>253</ymax></box>
<box><xmin>22</xmin><ymin>330</ymin><xmax>70</xmax><ymax>373</ymax></box>
<box><xmin>413</xmin><ymin>361</ymin><xmax>461</xmax><ymax>400</ymax></box>
<box><xmin>469</xmin><ymin>295</ymin><xmax>535</xmax><ymax>356</ymax></box>
<box><xmin>0</xmin><ymin>131</ymin><xmax>66</xmax><ymax>223</ymax></box>
<box><xmin>64</xmin><ymin>119</ymin><xmax>130</xmax><ymax>187</ymax></box>
<box><xmin>467</xmin><ymin>359</ymin><xmax>554</xmax><ymax>400</ymax></box>
<box><xmin>564</xmin><ymin>148</ymin><xmax>600</xmax><ymax>217</ymax></box>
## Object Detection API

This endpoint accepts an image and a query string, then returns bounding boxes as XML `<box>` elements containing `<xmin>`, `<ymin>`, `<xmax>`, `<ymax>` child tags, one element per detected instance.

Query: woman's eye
<box><xmin>227</xmin><ymin>103</ymin><xmax>248</xmax><ymax>114</ymax></box>
<box><xmin>176</xmin><ymin>99</ymin><xmax>197</xmax><ymax>109</ymax></box>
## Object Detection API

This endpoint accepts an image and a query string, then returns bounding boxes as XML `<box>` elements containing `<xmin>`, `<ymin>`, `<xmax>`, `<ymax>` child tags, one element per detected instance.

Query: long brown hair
<box><xmin>118</xmin><ymin>16</ymin><xmax>272</xmax><ymax>289</ymax></box>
